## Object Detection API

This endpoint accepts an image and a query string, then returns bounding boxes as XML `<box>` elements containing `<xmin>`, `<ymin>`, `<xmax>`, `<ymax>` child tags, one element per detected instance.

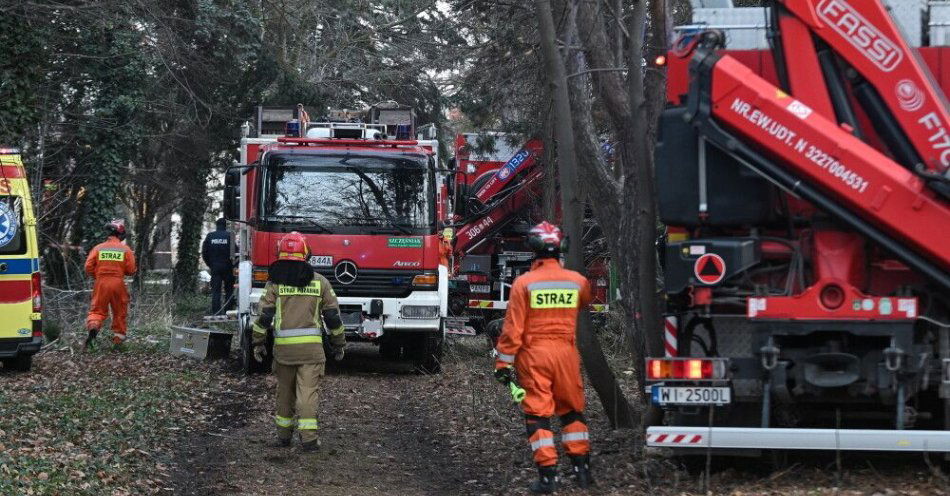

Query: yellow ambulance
<box><xmin>0</xmin><ymin>147</ymin><xmax>41</xmax><ymax>371</ymax></box>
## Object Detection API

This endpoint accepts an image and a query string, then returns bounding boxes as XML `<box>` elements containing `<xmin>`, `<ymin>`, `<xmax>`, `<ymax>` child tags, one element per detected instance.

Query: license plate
<box><xmin>309</xmin><ymin>255</ymin><xmax>333</xmax><ymax>267</ymax></box>
<box><xmin>470</xmin><ymin>284</ymin><xmax>490</xmax><ymax>294</ymax></box>
<box><xmin>651</xmin><ymin>386</ymin><xmax>731</xmax><ymax>405</ymax></box>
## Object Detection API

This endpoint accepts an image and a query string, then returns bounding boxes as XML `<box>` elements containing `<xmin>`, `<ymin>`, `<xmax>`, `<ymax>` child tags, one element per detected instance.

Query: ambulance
<box><xmin>0</xmin><ymin>148</ymin><xmax>42</xmax><ymax>371</ymax></box>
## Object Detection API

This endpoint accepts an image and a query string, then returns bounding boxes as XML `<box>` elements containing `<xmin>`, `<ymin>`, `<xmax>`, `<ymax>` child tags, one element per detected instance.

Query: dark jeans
<box><xmin>210</xmin><ymin>269</ymin><xmax>235</xmax><ymax>315</ymax></box>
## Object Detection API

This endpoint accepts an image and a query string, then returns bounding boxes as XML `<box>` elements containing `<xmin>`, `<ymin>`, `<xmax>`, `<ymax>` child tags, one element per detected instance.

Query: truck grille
<box><xmin>314</xmin><ymin>268</ymin><xmax>423</xmax><ymax>298</ymax></box>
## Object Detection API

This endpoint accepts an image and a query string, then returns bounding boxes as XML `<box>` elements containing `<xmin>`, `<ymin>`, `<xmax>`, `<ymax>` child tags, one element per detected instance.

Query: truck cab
<box><xmin>227</xmin><ymin>106</ymin><xmax>448</xmax><ymax>373</ymax></box>
<box><xmin>0</xmin><ymin>148</ymin><xmax>42</xmax><ymax>372</ymax></box>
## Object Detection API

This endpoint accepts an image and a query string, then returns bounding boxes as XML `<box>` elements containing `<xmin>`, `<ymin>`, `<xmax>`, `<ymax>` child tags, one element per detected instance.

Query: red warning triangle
<box><xmin>699</xmin><ymin>258</ymin><xmax>721</xmax><ymax>277</ymax></box>
<box><xmin>694</xmin><ymin>254</ymin><xmax>726</xmax><ymax>285</ymax></box>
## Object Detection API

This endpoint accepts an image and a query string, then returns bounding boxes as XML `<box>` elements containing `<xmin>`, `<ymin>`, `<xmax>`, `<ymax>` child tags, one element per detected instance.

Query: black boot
<box><xmin>529</xmin><ymin>465</ymin><xmax>558</xmax><ymax>494</ymax></box>
<box><xmin>268</xmin><ymin>436</ymin><xmax>291</xmax><ymax>448</ymax></box>
<box><xmin>84</xmin><ymin>329</ymin><xmax>99</xmax><ymax>351</ymax></box>
<box><xmin>570</xmin><ymin>454</ymin><xmax>594</xmax><ymax>488</ymax></box>
<box><xmin>300</xmin><ymin>439</ymin><xmax>320</xmax><ymax>453</ymax></box>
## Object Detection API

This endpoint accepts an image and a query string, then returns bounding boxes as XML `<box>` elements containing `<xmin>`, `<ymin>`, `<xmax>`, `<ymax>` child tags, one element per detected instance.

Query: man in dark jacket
<box><xmin>201</xmin><ymin>218</ymin><xmax>235</xmax><ymax>315</ymax></box>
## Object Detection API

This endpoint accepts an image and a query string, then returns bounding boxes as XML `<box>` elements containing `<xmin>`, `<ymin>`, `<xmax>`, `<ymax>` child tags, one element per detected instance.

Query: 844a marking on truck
<box><xmin>309</xmin><ymin>255</ymin><xmax>333</xmax><ymax>267</ymax></box>
<box><xmin>729</xmin><ymin>97</ymin><xmax>870</xmax><ymax>194</ymax></box>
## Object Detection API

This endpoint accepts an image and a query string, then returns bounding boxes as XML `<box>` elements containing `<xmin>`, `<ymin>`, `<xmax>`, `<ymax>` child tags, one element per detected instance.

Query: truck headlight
<box><xmin>400</xmin><ymin>305</ymin><xmax>440</xmax><ymax>319</ymax></box>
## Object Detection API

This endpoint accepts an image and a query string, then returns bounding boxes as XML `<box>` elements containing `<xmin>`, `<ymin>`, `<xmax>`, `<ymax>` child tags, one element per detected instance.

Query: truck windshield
<box><xmin>261</xmin><ymin>153</ymin><xmax>434</xmax><ymax>233</ymax></box>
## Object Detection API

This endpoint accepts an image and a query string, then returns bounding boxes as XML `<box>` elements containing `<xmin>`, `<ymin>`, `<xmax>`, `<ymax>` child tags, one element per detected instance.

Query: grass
<box><xmin>172</xmin><ymin>293</ymin><xmax>211</xmax><ymax>321</ymax></box>
<box><xmin>0</xmin><ymin>290</ymin><xmax>222</xmax><ymax>495</ymax></box>
<box><xmin>0</xmin><ymin>349</ymin><xmax>216</xmax><ymax>495</ymax></box>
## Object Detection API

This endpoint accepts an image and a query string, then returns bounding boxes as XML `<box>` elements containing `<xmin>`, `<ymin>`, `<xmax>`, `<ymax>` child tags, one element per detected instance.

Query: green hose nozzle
<box><xmin>508</xmin><ymin>381</ymin><xmax>526</xmax><ymax>403</ymax></box>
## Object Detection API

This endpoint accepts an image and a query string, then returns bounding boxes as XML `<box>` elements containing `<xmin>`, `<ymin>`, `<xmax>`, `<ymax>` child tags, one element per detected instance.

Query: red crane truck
<box><xmin>225</xmin><ymin>105</ymin><xmax>448</xmax><ymax>373</ymax></box>
<box><xmin>646</xmin><ymin>0</ymin><xmax>950</xmax><ymax>454</ymax></box>
<box><xmin>445</xmin><ymin>133</ymin><xmax>610</xmax><ymax>339</ymax></box>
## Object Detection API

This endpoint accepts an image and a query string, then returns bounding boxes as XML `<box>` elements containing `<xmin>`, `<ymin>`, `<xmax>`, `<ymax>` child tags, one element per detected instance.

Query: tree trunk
<box><xmin>173</xmin><ymin>158</ymin><xmax>210</xmax><ymax>294</ymax></box>
<box><xmin>535</xmin><ymin>0</ymin><xmax>636</xmax><ymax>429</ymax></box>
<box><xmin>566</xmin><ymin>0</ymin><xmax>673</xmax><ymax>433</ymax></box>
<box><xmin>541</xmin><ymin>113</ymin><xmax>558</xmax><ymax>220</ymax></box>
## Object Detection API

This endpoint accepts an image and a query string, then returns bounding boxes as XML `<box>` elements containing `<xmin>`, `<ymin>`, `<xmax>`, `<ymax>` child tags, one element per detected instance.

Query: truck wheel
<box><xmin>3</xmin><ymin>355</ymin><xmax>32</xmax><ymax>372</ymax></box>
<box><xmin>414</xmin><ymin>333</ymin><xmax>444</xmax><ymax>374</ymax></box>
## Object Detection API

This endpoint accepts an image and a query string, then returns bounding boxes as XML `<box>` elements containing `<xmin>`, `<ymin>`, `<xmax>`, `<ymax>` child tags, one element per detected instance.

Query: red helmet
<box><xmin>527</xmin><ymin>221</ymin><xmax>565</xmax><ymax>256</ymax></box>
<box><xmin>277</xmin><ymin>231</ymin><xmax>310</xmax><ymax>262</ymax></box>
<box><xmin>105</xmin><ymin>219</ymin><xmax>126</xmax><ymax>240</ymax></box>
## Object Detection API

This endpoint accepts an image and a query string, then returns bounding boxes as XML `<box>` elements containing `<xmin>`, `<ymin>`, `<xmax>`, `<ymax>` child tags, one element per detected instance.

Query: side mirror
<box><xmin>223</xmin><ymin>167</ymin><xmax>242</xmax><ymax>221</ymax></box>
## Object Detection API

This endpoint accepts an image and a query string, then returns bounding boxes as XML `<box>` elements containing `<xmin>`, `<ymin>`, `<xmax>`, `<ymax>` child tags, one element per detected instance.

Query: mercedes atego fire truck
<box><xmin>226</xmin><ymin>105</ymin><xmax>448</xmax><ymax>373</ymax></box>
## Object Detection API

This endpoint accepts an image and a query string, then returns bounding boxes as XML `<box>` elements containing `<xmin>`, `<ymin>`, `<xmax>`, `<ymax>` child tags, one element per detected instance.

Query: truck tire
<box><xmin>414</xmin><ymin>332</ymin><xmax>444</xmax><ymax>374</ymax></box>
<box><xmin>3</xmin><ymin>354</ymin><xmax>32</xmax><ymax>372</ymax></box>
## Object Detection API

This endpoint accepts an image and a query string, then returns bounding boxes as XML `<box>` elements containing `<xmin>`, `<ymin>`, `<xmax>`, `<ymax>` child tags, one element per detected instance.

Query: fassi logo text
<box><xmin>817</xmin><ymin>0</ymin><xmax>902</xmax><ymax>72</ymax></box>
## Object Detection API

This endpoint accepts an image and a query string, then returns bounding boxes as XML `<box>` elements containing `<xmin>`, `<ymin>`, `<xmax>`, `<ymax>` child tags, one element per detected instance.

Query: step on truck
<box><xmin>648</xmin><ymin>0</ymin><xmax>950</xmax><ymax>455</ymax></box>
<box><xmin>226</xmin><ymin>104</ymin><xmax>449</xmax><ymax>373</ymax></box>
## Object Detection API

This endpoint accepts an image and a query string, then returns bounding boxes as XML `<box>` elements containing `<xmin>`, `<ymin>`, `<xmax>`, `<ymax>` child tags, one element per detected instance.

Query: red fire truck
<box><xmin>445</xmin><ymin>133</ymin><xmax>610</xmax><ymax>339</ymax></box>
<box><xmin>646</xmin><ymin>0</ymin><xmax>950</xmax><ymax>454</ymax></box>
<box><xmin>226</xmin><ymin>105</ymin><xmax>448</xmax><ymax>373</ymax></box>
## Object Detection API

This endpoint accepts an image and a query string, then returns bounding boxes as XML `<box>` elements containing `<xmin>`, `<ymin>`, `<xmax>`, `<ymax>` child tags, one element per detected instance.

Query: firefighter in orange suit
<box><xmin>84</xmin><ymin>219</ymin><xmax>137</xmax><ymax>350</ymax></box>
<box><xmin>494</xmin><ymin>221</ymin><xmax>593</xmax><ymax>493</ymax></box>
<box><xmin>438</xmin><ymin>226</ymin><xmax>454</xmax><ymax>269</ymax></box>
<box><xmin>252</xmin><ymin>232</ymin><xmax>346</xmax><ymax>452</ymax></box>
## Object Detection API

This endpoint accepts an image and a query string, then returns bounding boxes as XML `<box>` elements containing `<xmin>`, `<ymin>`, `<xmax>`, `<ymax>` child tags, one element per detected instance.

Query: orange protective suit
<box><xmin>85</xmin><ymin>236</ymin><xmax>136</xmax><ymax>342</ymax></box>
<box><xmin>438</xmin><ymin>228</ymin><xmax>454</xmax><ymax>269</ymax></box>
<box><xmin>495</xmin><ymin>257</ymin><xmax>592</xmax><ymax>467</ymax></box>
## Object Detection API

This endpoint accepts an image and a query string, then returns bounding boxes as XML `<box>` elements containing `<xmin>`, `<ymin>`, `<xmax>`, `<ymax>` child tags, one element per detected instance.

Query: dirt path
<box><xmin>7</xmin><ymin>330</ymin><xmax>948</xmax><ymax>495</ymax></box>
<box><xmin>172</xmin><ymin>340</ymin><xmax>648</xmax><ymax>496</ymax></box>
<box><xmin>169</xmin><ymin>340</ymin><xmax>950</xmax><ymax>496</ymax></box>
<box><xmin>174</xmin><ymin>343</ymin><xmax>514</xmax><ymax>496</ymax></box>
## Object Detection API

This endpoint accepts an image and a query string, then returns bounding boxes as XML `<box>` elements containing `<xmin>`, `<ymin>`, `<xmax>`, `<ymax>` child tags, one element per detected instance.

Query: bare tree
<box><xmin>565</xmin><ymin>0</ymin><xmax>672</xmax><ymax>436</ymax></box>
<box><xmin>535</xmin><ymin>0</ymin><xmax>638</xmax><ymax>429</ymax></box>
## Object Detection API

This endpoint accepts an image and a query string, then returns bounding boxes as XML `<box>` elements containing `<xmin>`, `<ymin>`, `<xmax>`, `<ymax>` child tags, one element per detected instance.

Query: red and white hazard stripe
<box><xmin>647</xmin><ymin>433</ymin><xmax>704</xmax><ymax>446</ymax></box>
<box><xmin>664</xmin><ymin>316</ymin><xmax>678</xmax><ymax>357</ymax></box>
<box><xmin>467</xmin><ymin>300</ymin><xmax>508</xmax><ymax>309</ymax></box>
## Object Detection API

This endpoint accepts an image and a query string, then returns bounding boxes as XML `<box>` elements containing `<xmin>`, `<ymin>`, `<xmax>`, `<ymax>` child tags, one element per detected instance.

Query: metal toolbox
<box><xmin>169</xmin><ymin>325</ymin><xmax>233</xmax><ymax>360</ymax></box>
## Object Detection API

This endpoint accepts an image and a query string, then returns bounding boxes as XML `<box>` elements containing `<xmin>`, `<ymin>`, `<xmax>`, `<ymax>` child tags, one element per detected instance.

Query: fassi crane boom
<box><xmin>452</xmin><ymin>140</ymin><xmax>545</xmax><ymax>254</ymax></box>
<box><xmin>772</xmin><ymin>0</ymin><xmax>950</xmax><ymax>188</ymax></box>
<box><xmin>686</xmin><ymin>50</ymin><xmax>950</xmax><ymax>291</ymax></box>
